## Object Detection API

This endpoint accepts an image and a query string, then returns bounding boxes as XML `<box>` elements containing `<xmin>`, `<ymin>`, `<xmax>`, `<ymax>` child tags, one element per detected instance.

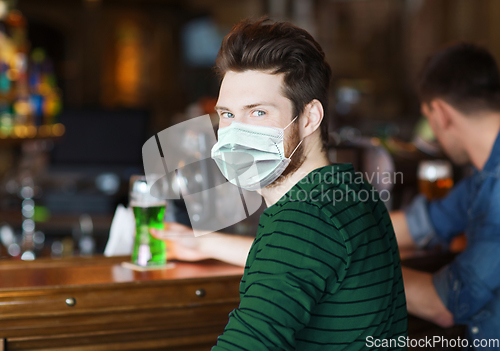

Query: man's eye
<box><xmin>221</xmin><ymin>112</ymin><xmax>235</xmax><ymax>118</ymax></box>
<box><xmin>251</xmin><ymin>110</ymin><xmax>266</xmax><ymax>117</ymax></box>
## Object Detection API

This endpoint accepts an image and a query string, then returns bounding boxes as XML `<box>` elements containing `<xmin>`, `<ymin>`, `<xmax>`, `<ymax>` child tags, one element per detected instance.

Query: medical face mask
<box><xmin>211</xmin><ymin>117</ymin><xmax>302</xmax><ymax>191</ymax></box>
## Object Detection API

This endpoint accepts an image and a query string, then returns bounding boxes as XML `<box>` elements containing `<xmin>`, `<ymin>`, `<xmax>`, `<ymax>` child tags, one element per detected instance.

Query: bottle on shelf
<box><xmin>0</xmin><ymin>1</ymin><xmax>63</xmax><ymax>140</ymax></box>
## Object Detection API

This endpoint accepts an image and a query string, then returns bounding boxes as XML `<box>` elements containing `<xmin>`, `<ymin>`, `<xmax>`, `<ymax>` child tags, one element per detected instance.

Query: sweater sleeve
<box><xmin>212</xmin><ymin>201</ymin><xmax>348</xmax><ymax>351</ymax></box>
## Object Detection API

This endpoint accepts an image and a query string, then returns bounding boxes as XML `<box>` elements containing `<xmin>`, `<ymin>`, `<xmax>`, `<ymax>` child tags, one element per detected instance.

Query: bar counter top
<box><xmin>0</xmin><ymin>256</ymin><xmax>244</xmax><ymax>290</ymax></box>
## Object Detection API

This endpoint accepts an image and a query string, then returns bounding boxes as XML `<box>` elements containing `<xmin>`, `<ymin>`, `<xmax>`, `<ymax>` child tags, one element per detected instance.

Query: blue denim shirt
<box><xmin>405</xmin><ymin>130</ymin><xmax>500</xmax><ymax>350</ymax></box>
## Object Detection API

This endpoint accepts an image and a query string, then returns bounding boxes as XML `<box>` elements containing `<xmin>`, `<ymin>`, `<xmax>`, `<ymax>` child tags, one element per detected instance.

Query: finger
<box><xmin>150</xmin><ymin>228</ymin><xmax>174</xmax><ymax>240</ymax></box>
<box><xmin>164</xmin><ymin>222</ymin><xmax>194</xmax><ymax>236</ymax></box>
<box><xmin>164</xmin><ymin>222</ymin><xmax>187</xmax><ymax>230</ymax></box>
<box><xmin>150</xmin><ymin>228</ymin><xmax>191</xmax><ymax>242</ymax></box>
<box><xmin>150</xmin><ymin>228</ymin><xmax>161</xmax><ymax>238</ymax></box>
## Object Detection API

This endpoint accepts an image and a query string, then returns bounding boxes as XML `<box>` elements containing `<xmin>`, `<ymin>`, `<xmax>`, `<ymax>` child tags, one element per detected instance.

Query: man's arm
<box><xmin>402</xmin><ymin>267</ymin><xmax>454</xmax><ymax>327</ymax></box>
<box><xmin>431</xmin><ymin>237</ymin><xmax>500</xmax><ymax>325</ymax></box>
<box><xmin>429</xmin><ymin>180</ymin><xmax>500</xmax><ymax>325</ymax></box>
<box><xmin>397</xmin><ymin>177</ymin><xmax>473</xmax><ymax>250</ymax></box>
<box><xmin>392</xmin><ymin>204</ymin><xmax>456</xmax><ymax>327</ymax></box>
<box><xmin>390</xmin><ymin>211</ymin><xmax>416</xmax><ymax>249</ymax></box>
<box><xmin>197</xmin><ymin>232</ymin><xmax>253</xmax><ymax>267</ymax></box>
<box><xmin>391</xmin><ymin>210</ymin><xmax>454</xmax><ymax>327</ymax></box>
<box><xmin>212</xmin><ymin>202</ymin><xmax>347</xmax><ymax>350</ymax></box>
<box><xmin>393</xmin><ymin>175</ymin><xmax>494</xmax><ymax>329</ymax></box>
<box><xmin>151</xmin><ymin>222</ymin><xmax>253</xmax><ymax>267</ymax></box>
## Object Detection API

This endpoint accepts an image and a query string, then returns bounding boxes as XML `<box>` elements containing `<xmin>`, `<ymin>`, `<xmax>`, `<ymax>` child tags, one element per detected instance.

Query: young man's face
<box><xmin>216</xmin><ymin>70</ymin><xmax>295</xmax><ymax>129</ymax></box>
<box><xmin>215</xmin><ymin>70</ymin><xmax>304</xmax><ymax>183</ymax></box>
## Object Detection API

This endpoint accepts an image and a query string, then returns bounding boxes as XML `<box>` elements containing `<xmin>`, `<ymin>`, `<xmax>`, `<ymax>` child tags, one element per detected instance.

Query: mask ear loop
<box><xmin>288</xmin><ymin>139</ymin><xmax>303</xmax><ymax>159</ymax></box>
<box><xmin>283</xmin><ymin>116</ymin><xmax>299</xmax><ymax>130</ymax></box>
<box><xmin>283</xmin><ymin>116</ymin><xmax>302</xmax><ymax>159</ymax></box>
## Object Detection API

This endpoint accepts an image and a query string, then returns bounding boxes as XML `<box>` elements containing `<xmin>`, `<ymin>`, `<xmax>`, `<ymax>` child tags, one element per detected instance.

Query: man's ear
<box><xmin>301</xmin><ymin>99</ymin><xmax>324</xmax><ymax>138</ymax></box>
<box><xmin>430</xmin><ymin>99</ymin><xmax>453</xmax><ymax>131</ymax></box>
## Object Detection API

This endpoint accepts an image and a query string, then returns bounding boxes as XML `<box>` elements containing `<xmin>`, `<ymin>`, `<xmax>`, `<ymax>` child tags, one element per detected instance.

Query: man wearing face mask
<box><xmin>155</xmin><ymin>18</ymin><xmax>407</xmax><ymax>350</ymax></box>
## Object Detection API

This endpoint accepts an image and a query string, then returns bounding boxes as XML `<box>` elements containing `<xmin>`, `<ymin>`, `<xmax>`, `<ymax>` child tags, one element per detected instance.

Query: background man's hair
<box><xmin>418</xmin><ymin>42</ymin><xmax>500</xmax><ymax>115</ymax></box>
<box><xmin>215</xmin><ymin>18</ymin><xmax>332</xmax><ymax>151</ymax></box>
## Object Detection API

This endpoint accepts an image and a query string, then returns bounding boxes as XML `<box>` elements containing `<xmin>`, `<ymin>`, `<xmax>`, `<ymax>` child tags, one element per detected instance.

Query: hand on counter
<box><xmin>151</xmin><ymin>222</ymin><xmax>253</xmax><ymax>267</ymax></box>
<box><xmin>150</xmin><ymin>222</ymin><xmax>212</xmax><ymax>262</ymax></box>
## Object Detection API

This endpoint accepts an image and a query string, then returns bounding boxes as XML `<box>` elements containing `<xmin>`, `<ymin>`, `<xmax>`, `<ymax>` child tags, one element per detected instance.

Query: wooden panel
<box><xmin>0</xmin><ymin>257</ymin><xmax>243</xmax><ymax>351</ymax></box>
<box><xmin>0</xmin><ymin>278</ymin><xmax>239</xmax><ymax>318</ymax></box>
<box><xmin>6</xmin><ymin>324</ymin><xmax>227</xmax><ymax>350</ymax></box>
<box><xmin>0</xmin><ymin>303</ymin><xmax>237</xmax><ymax>338</ymax></box>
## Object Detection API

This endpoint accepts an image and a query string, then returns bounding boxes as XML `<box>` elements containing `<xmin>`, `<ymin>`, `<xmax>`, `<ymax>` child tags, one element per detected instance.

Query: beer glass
<box><xmin>418</xmin><ymin>160</ymin><xmax>453</xmax><ymax>200</ymax></box>
<box><xmin>129</xmin><ymin>175</ymin><xmax>167</xmax><ymax>266</ymax></box>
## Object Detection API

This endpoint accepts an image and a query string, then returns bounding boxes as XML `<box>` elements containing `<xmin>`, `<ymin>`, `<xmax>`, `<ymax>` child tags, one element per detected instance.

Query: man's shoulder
<box><xmin>264</xmin><ymin>198</ymin><xmax>336</xmax><ymax>232</ymax></box>
<box><xmin>273</xmin><ymin>163</ymin><xmax>385</xmax><ymax>229</ymax></box>
<box><xmin>283</xmin><ymin>163</ymin><xmax>364</xmax><ymax>211</ymax></box>
<box><xmin>259</xmin><ymin>194</ymin><xmax>349</xmax><ymax>253</ymax></box>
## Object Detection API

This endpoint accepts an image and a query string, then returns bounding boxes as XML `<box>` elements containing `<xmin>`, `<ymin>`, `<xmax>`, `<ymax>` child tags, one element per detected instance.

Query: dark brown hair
<box><xmin>215</xmin><ymin>18</ymin><xmax>332</xmax><ymax>150</ymax></box>
<box><xmin>418</xmin><ymin>42</ymin><xmax>500</xmax><ymax>115</ymax></box>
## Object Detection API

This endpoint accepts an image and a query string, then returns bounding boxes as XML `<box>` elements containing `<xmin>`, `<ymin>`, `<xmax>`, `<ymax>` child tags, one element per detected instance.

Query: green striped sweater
<box><xmin>212</xmin><ymin>164</ymin><xmax>408</xmax><ymax>350</ymax></box>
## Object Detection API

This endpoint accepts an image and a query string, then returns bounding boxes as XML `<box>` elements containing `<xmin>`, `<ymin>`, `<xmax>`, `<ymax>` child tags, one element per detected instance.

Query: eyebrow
<box><xmin>214</xmin><ymin>102</ymin><xmax>278</xmax><ymax>111</ymax></box>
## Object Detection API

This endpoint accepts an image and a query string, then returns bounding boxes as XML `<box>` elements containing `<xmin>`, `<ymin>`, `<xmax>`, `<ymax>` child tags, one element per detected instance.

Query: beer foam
<box><xmin>129</xmin><ymin>200</ymin><xmax>166</xmax><ymax>208</ymax></box>
<box><xmin>418</xmin><ymin>160</ymin><xmax>452</xmax><ymax>181</ymax></box>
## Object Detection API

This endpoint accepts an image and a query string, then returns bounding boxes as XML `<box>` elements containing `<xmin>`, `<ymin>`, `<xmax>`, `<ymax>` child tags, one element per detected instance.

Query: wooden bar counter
<box><xmin>0</xmin><ymin>256</ymin><xmax>244</xmax><ymax>351</ymax></box>
<box><xmin>0</xmin><ymin>249</ymin><xmax>464</xmax><ymax>350</ymax></box>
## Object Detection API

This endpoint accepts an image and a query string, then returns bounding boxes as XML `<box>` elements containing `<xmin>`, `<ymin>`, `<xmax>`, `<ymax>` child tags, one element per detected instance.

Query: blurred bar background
<box><xmin>0</xmin><ymin>0</ymin><xmax>498</xmax><ymax>259</ymax></box>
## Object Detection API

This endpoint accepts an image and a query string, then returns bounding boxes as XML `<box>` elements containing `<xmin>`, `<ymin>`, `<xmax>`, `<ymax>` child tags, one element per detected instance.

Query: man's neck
<box><xmin>461</xmin><ymin>114</ymin><xmax>500</xmax><ymax>171</ymax></box>
<box><xmin>259</xmin><ymin>149</ymin><xmax>330</xmax><ymax>207</ymax></box>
